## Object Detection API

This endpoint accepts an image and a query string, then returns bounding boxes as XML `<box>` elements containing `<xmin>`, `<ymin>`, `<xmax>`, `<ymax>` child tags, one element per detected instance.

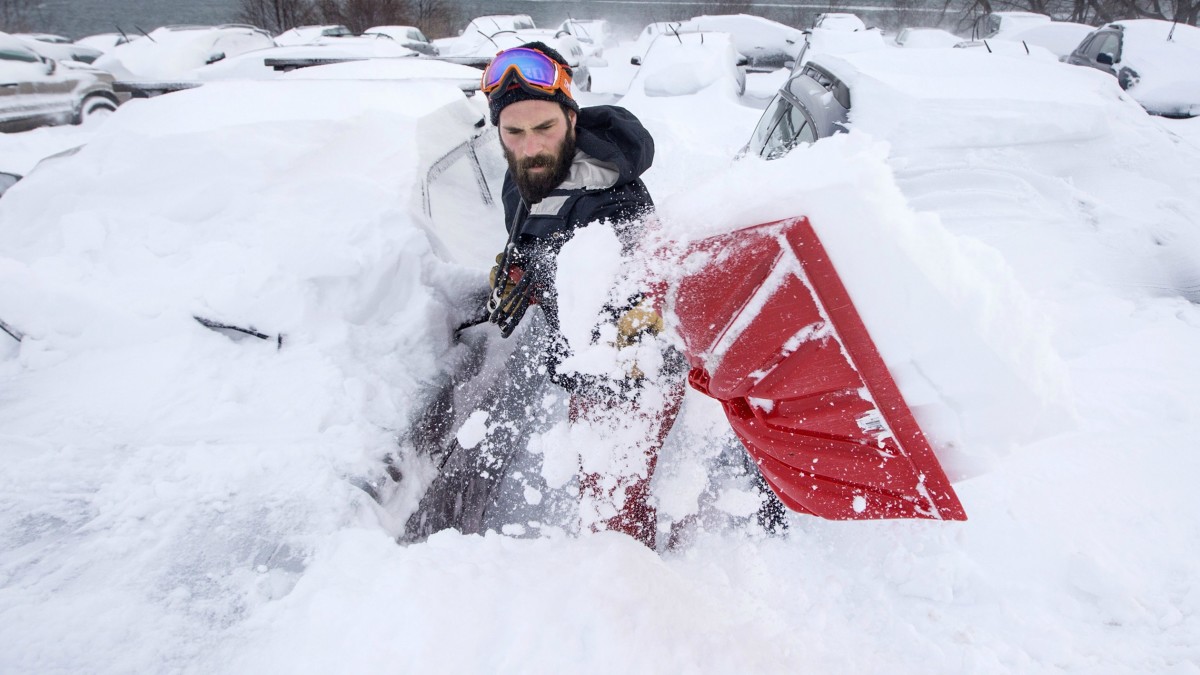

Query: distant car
<box><xmin>363</xmin><ymin>26</ymin><xmax>438</xmax><ymax>56</ymax></box>
<box><xmin>629</xmin><ymin>31</ymin><xmax>747</xmax><ymax>97</ymax></box>
<box><xmin>75</xmin><ymin>32</ymin><xmax>134</xmax><ymax>54</ymax></box>
<box><xmin>556</xmin><ymin>19</ymin><xmax>614</xmax><ymax>50</ymax></box>
<box><xmin>94</xmin><ymin>24</ymin><xmax>276</xmax><ymax>80</ymax></box>
<box><xmin>14</xmin><ymin>33</ymin><xmax>104</xmax><ymax>64</ymax></box>
<box><xmin>793</xmin><ymin>25</ymin><xmax>886</xmax><ymax>68</ymax></box>
<box><xmin>1064</xmin><ymin>19</ymin><xmax>1200</xmax><ymax>117</ymax></box>
<box><xmin>953</xmin><ymin>38</ymin><xmax>1059</xmax><ymax>61</ymax></box>
<box><xmin>1</xmin><ymin>32</ymin><xmax>119</xmax><ymax>132</ymax></box>
<box><xmin>188</xmin><ymin>41</ymin><xmax>418</xmax><ymax>82</ymax></box>
<box><xmin>742</xmin><ymin>47</ymin><xmax>1119</xmax><ymax>160</ymax></box>
<box><xmin>676</xmin><ymin>14</ymin><xmax>805</xmax><ymax>71</ymax></box>
<box><xmin>1007</xmin><ymin>22</ymin><xmax>1095</xmax><ymax>59</ymax></box>
<box><xmin>893</xmin><ymin>27</ymin><xmax>962</xmax><ymax>49</ymax></box>
<box><xmin>273</xmin><ymin>25</ymin><xmax>353</xmax><ymax>46</ymax></box>
<box><xmin>813</xmin><ymin>13</ymin><xmax>868</xmax><ymax>31</ymax></box>
<box><xmin>972</xmin><ymin>11</ymin><xmax>1051</xmax><ymax>40</ymax></box>
<box><xmin>435</xmin><ymin>15</ymin><xmax>538</xmax><ymax>57</ymax></box>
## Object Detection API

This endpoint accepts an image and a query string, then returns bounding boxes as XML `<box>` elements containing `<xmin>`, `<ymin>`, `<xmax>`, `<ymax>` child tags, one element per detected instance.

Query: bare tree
<box><xmin>0</xmin><ymin>0</ymin><xmax>44</xmax><ymax>33</ymax></box>
<box><xmin>407</xmin><ymin>0</ymin><xmax>453</xmax><ymax>38</ymax></box>
<box><xmin>237</xmin><ymin>0</ymin><xmax>320</xmax><ymax>34</ymax></box>
<box><xmin>318</xmin><ymin>0</ymin><xmax>408</xmax><ymax>34</ymax></box>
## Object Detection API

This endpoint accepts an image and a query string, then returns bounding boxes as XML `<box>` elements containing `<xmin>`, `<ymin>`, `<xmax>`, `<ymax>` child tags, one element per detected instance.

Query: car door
<box><xmin>1070</xmin><ymin>30</ymin><xmax>1120</xmax><ymax>74</ymax></box>
<box><xmin>0</xmin><ymin>42</ymin><xmax>62</xmax><ymax>125</ymax></box>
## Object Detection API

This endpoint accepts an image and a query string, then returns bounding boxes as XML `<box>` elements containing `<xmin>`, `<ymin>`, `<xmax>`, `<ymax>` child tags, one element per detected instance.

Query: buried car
<box><xmin>363</xmin><ymin>25</ymin><xmax>439</xmax><ymax>55</ymax></box>
<box><xmin>740</xmin><ymin>47</ymin><xmax>1149</xmax><ymax>159</ymax></box>
<box><xmin>629</xmin><ymin>31</ymin><xmax>747</xmax><ymax>97</ymax></box>
<box><xmin>1</xmin><ymin>32</ymin><xmax>119</xmax><ymax>132</ymax></box>
<box><xmin>1064</xmin><ymin>19</ymin><xmax>1200</xmax><ymax>118</ymax></box>
<box><xmin>675</xmin><ymin>14</ymin><xmax>805</xmax><ymax>71</ymax></box>
<box><xmin>94</xmin><ymin>24</ymin><xmax>276</xmax><ymax>80</ymax></box>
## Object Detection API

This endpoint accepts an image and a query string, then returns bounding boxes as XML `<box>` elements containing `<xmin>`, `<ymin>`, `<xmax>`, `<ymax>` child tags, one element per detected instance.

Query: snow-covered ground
<box><xmin>2</xmin><ymin>37</ymin><xmax>1200</xmax><ymax>674</ymax></box>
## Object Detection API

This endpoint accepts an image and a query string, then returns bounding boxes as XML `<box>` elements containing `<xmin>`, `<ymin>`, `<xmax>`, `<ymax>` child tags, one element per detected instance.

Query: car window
<box><xmin>1085</xmin><ymin>32</ymin><xmax>1120</xmax><ymax>60</ymax></box>
<box><xmin>409</xmin><ymin>29</ymin><xmax>426</xmax><ymax>42</ymax></box>
<box><xmin>763</xmin><ymin>101</ymin><xmax>816</xmax><ymax>159</ymax></box>
<box><xmin>748</xmin><ymin>95</ymin><xmax>789</xmax><ymax>157</ymax></box>
<box><xmin>0</xmin><ymin>44</ymin><xmax>41</xmax><ymax>63</ymax></box>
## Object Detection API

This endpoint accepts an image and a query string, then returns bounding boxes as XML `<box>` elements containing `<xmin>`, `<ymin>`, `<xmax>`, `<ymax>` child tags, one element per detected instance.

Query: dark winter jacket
<box><xmin>500</xmin><ymin>105</ymin><xmax>655</xmax><ymax>255</ymax></box>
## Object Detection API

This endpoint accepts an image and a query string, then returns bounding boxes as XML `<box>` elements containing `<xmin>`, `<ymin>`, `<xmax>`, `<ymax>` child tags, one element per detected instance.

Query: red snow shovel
<box><xmin>671</xmin><ymin>217</ymin><xmax>966</xmax><ymax>521</ymax></box>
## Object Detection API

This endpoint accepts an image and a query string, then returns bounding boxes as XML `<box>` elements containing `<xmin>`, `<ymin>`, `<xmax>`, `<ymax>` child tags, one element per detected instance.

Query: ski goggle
<box><xmin>480</xmin><ymin>47</ymin><xmax>574</xmax><ymax>100</ymax></box>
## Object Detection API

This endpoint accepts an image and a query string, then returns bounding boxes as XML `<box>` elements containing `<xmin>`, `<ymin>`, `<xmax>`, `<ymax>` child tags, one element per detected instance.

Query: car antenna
<box><xmin>983</xmin><ymin>39</ymin><xmax>992</xmax><ymax>53</ymax></box>
<box><xmin>1168</xmin><ymin>19</ymin><xmax>1178</xmax><ymax>41</ymax></box>
<box><xmin>116</xmin><ymin>25</ymin><xmax>130</xmax><ymax>43</ymax></box>
<box><xmin>1022</xmin><ymin>40</ymin><xmax>1029</xmax><ymax>54</ymax></box>
<box><xmin>134</xmin><ymin>24</ymin><xmax>156</xmax><ymax>42</ymax></box>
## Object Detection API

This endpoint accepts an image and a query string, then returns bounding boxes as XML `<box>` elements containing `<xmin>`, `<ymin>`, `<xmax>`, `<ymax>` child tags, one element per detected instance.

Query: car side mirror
<box><xmin>736</xmin><ymin>56</ymin><xmax>749</xmax><ymax>67</ymax></box>
<box><xmin>1097</xmin><ymin>52</ymin><xmax>1114</xmax><ymax>65</ymax></box>
<box><xmin>630</xmin><ymin>56</ymin><xmax>641</xmax><ymax>66</ymax></box>
<box><xmin>42</xmin><ymin>57</ymin><xmax>56</xmax><ymax>75</ymax></box>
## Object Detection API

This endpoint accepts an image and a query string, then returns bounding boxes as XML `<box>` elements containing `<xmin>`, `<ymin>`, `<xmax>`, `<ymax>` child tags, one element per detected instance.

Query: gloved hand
<box><xmin>615</xmin><ymin>298</ymin><xmax>664</xmax><ymax>349</ymax></box>
<box><xmin>487</xmin><ymin>248</ymin><xmax>540</xmax><ymax>338</ymax></box>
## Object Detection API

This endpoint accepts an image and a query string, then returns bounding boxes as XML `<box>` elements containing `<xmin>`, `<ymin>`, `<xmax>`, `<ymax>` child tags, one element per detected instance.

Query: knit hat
<box><xmin>487</xmin><ymin>41</ymin><xmax>580</xmax><ymax>126</ymax></box>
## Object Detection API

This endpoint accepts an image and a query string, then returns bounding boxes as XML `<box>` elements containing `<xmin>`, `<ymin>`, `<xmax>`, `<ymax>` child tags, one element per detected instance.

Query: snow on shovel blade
<box><xmin>671</xmin><ymin>217</ymin><xmax>966</xmax><ymax>521</ymax></box>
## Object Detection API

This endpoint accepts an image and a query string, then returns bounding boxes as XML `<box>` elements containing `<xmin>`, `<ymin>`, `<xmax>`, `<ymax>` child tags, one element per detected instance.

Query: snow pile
<box><xmin>94</xmin><ymin>27</ymin><xmax>275</xmax><ymax>80</ymax></box>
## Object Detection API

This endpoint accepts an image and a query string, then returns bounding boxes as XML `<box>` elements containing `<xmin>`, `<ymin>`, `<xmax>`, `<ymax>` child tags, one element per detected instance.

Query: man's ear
<box><xmin>566</xmin><ymin>108</ymin><xmax>577</xmax><ymax>130</ymax></box>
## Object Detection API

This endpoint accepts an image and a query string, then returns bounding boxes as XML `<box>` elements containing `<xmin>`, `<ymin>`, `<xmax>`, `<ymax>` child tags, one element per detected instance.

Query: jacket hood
<box><xmin>573</xmin><ymin>105</ymin><xmax>654</xmax><ymax>187</ymax></box>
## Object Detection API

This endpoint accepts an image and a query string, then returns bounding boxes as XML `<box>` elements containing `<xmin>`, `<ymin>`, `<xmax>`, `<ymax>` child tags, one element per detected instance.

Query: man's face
<box><xmin>499</xmin><ymin>99</ymin><xmax>577</xmax><ymax>204</ymax></box>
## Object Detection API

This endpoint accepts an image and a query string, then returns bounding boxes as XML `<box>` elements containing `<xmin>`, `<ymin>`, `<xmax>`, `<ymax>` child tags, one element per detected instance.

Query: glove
<box><xmin>487</xmin><ymin>249</ymin><xmax>540</xmax><ymax>338</ymax></box>
<box><xmin>615</xmin><ymin>299</ymin><xmax>664</xmax><ymax>349</ymax></box>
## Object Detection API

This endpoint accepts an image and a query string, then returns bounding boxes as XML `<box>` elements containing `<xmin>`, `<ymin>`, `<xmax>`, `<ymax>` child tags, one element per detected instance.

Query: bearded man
<box><xmin>481</xmin><ymin>42</ymin><xmax>685</xmax><ymax>549</ymax></box>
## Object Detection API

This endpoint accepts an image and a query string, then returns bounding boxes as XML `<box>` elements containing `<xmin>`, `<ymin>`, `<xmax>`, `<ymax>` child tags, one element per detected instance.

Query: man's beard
<box><xmin>504</xmin><ymin>125</ymin><xmax>576</xmax><ymax>204</ymax></box>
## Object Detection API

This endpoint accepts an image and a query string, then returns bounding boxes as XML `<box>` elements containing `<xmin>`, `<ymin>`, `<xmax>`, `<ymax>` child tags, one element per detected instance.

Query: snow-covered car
<box><xmin>972</xmin><ymin>11</ymin><xmax>1052</xmax><ymax>40</ymax></box>
<box><xmin>893</xmin><ymin>27</ymin><xmax>962</xmax><ymax>49</ymax></box>
<box><xmin>741</xmin><ymin>47</ymin><xmax>1137</xmax><ymax>159</ymax></box>
<box><xmin>94</xmin><ymin>24</ymin><xmax>276</xmax><ymax>80</ymax></box>
<box><xmin>812</xmin><ymin>13</ymin><xmax>868</xmax><ymax>32</ymax></box>
<box><xmin>436</xmin><ymin>14</ymin><xmax>537</xmax><ymax>56</ymax></box>
<box><xmin>75</xmin><ymin>32</ymin><xmax>134</xmax><ymax>54</ymax></box>
<box><xmin>740</xmin><ymin>59</ymin><xmax>849</xmax><ymax>159</ymax></box>
<box><xmin>363</xmin><ymin>25</ymin><xmax>438</xmax><ymax>55</ymax></box>
<box><xmin>556</xmin><ymin>19</ymin><xmax>615</xmax><ymax>50</ymax></box>
<box><xmin>1064</xmin><ymin>19</ymin><xmax>1200</xmax><ymax>117</ymax></box>
<box><xmin>953</xmin><ymin>38</ymin><xmax>1059</xmax><ymax>61</ymax></box>
<box><xmin>14</xmin><ymin>33</ymin><xmax>104</xmax><ymax>64</ymax></box>
<box><xmin>1005</xmin><ymin>21</ymin><xmax>1095</xmax><ymax>58</ymax></box>
<box><xmin>793</xmin><ymin>25</ymin><xmax>887</xmax><ymax>68</ymax></box>
<box><xmin>273</xmin><ymin>24</ymin><xmax>352</xmax><ymax>46</ymax></box>
<box><xmin>629</xmin><ymin>31</ymin><xmax>747</xmax><ymax>97</ymax></box>
<box><xmin>675</xmin><ymin>14</ymin><xmax>805</xmax><ymax>71</ymax></box>
<box><xmin>1</xmin><ymin>31</ymin><xmax>119</xmax><ymax>132</ymax></box>
<box><xmin>187</xmin><ymin>41</ymin><xmax>419</xmax><ymax>82</ymax></box>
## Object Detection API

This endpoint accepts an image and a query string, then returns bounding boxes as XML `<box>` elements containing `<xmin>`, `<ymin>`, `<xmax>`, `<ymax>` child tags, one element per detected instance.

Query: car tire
<box><xmin>75</xmin><ymin>94</ymin><xmax>117</xmax><ymax>125</ymax></box>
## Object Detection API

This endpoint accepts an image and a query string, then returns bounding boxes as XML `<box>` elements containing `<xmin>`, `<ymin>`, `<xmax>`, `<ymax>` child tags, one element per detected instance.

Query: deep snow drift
<box><xmin>2</xmin><ymin>45</ymin><xmax>1200</xmax><ymax>673</ymax></box>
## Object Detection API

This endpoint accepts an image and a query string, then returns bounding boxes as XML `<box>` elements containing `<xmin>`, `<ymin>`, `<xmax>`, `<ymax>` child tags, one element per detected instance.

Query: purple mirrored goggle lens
<box><xmin>482</xmin><ymin>48</ymin><xmax>560</xmax><ymax>91</ymax></box>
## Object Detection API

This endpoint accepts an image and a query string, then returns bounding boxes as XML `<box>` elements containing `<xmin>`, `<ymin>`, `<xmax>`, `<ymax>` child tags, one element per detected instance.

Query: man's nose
<box><xmin>517</xmin><ymin>134</ymin><xmax>547</xmax><ymax>158</ymax></box>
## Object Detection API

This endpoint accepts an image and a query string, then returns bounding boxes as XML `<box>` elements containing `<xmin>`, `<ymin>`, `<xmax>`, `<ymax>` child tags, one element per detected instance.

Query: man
<box><xmin>481</xmin><ymin>42</ymin><xmax>684</xmax><ymax>549</ymax></box>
